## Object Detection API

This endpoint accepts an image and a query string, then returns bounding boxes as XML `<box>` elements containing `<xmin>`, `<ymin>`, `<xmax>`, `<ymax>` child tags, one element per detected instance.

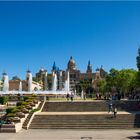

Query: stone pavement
<box><xmin>1</xmin><ymin>129</ymin><xmax>140</xmax><ymax>140</ymax></box>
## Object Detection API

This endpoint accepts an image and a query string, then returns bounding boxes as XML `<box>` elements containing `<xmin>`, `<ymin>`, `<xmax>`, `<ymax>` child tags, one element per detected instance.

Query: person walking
<box><xmin>108</xmin><ymin>101</ymin><xmax>113</xmax><ymax>113</ymax></box>
<box><xmin>66</xmin><ymin>93</ymin><xmax>70</xmax><ymax>101</ymax></box>
<box><xmin>113</xmin><ymin>106</ymin><xmax>117</xmax><ymax>118</ymax></box>
<box><xmin>70</xmin><ymin>92</ymin><xmax>74</xmax><ymax>102</ymax></box>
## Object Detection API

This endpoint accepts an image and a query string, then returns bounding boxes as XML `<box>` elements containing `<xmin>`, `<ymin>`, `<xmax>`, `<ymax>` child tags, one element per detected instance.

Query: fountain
<box><xmin>19</xmin><ymin>81</ymin><xmax>22</xmax><ymax>91</ymax></box>
<box><xmin>81</xmin><ymin>90</ymin><xmax>84</xmax><ymax>99</ymax></box>
<box><xmin>52</xmin><ymin>73</ymin><xmax>57</xmax><ymax>91</ymax></box>
<box><xmin>3</xmin><ymin>73</ymin><xmax>9</xmax><ymax>92</ymax></box>
<box><xmin>65</xmin><ymin>71</ymin><xmax>70</xmax><ymax>93</ymax></box>
<box><xmin>0</xmin><ymin>70</ymin><xmax>70</xmax><ymax>95</ymax></box>
<box><xmin>26</xmin><ymin>70</ymin><xmax>32</xmax><ymax>92</ymax></box>
<box><xmin>44</xmin><ymin>71</ymin><xmax>48</xmax><ymax>90</ymax></box>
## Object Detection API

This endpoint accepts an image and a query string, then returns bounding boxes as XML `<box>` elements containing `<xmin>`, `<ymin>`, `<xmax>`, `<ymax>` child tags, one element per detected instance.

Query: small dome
<box><xmin>27</xmin><ymin>70</ymin><xmax>31</xmax><ymax>73</ymax></box>
<box><xmin>40</xmin><ymin>68</ymin><xmax>44</xmax><ymax>72</ymax></box>
<box><xmin>3</xmin><ymin>72</ymin><xmax>7</xmax><ymax>75</ymax></box>
<box><xmin>69</xmin><ymin>56</ymin><xmax>75</xmax><ymax>64</ymax></box>
<box><xmin>96</xmin><ymin>67</ymin><xmax>100</xmax><ymax>71</ymax></box>
<box><xmin>67</xmin><ymin>56</ymin><xmax>76</xmax><ymax>70</ymax></box>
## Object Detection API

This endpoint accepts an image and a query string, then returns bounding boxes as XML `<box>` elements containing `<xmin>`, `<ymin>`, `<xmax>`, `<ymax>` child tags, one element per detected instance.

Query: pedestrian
<box><xmin>66</xmin><ymin>93</ymin><xmax>70</xmax><ymax>101</ymax></box>
<box><xmin>70</xmin><ymin>92</ymin><xmax>74</xmax><ymax>101</ymax></box>
<box><xmin>113</xmin><ymin>106</ymin><xmax>117</xmax><ymax>118</ymax></box>
<box><xmin>83</xmin><ymin>92</ymin><xmax>86</xmax><ymax>100</ymax></box>
<box><xmin>108</xmin><ymin>101</ymin><xmax>113</xmax><ymax>113</ymax></box>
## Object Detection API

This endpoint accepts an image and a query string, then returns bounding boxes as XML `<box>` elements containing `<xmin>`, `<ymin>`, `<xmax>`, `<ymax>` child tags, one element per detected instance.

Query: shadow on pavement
<box><xmin>127</xmin><ymin>132</ymin><xmax>140</xmax><ymax>139</ymax></box>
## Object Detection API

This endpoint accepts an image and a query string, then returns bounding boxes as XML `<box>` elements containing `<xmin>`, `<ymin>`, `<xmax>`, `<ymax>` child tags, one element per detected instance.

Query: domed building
<box><xmin>68</xmin><ymin>56</ymin><xmax>76</xmax><ymax>70</ymax></box>
<box><xmin>67</xmin><ymin>56</ymin><xmax>81</xmax><ymax>90</ymax></box>
<box><xmin>34</xmin><ymin>56</ymin><xmax>107</xmax><ymax>91</ymax></box>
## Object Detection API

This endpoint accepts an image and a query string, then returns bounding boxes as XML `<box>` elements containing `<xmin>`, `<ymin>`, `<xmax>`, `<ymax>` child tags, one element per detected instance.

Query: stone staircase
<box><xmin>22</xmin><ymin>101</ymin><xmax>44</xmax><ymax>129</ymax></box>
<box><xmin>42</xmin><ymin>100</ymin><xmax>140</xmax><ymax>112</ymax></box>
<box><xmin>29</xmin><ymin>113</ymin><xmax>140</xmax><ymax>129</ymax></box>
<box><xmin>29</xmin><ymin>101</ymin><xmax>140</xmax><ymax>129</ymax></box>
<box><xmin>42</xmin><ymin>101</ymin><xmax>108</xmax><ymax>112</ymax></box>
<box><xmin>22</xmin><ymin>112</ymin><xmax>34</xmax><ymax>129</ymax></box>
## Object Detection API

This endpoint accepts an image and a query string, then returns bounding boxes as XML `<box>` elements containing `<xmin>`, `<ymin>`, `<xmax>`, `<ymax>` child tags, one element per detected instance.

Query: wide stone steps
<box><xmin>32</xmin><ymin>114</ymin><xmax>137</xmax><ymax>120</ymax></box>
<box><xmin>42</xmin><ymin>101</ymin><xmax>140</xmax><ymax>112</ymax></box>
<box><xmin>29</xmin><ymin>113</ymin><xmax>140</xmax><ymax>129</ymax></box>
<box><xmin>42</xmin><ymin>101</ymin><xmax>108</xmax><ymax>112</ymax></box>
<box><xmin>30</xmin><ymin>123</ymin><xmax>140</xmax><ymax>129</ymax></box>
<box><xmin>29</xmin><ymin>101</ymin><xmax>140</xmax><ymax>129</ymax></box>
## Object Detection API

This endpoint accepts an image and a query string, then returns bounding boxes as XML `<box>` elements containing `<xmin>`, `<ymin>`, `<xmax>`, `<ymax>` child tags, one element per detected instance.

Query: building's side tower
<box><xmin>86</xmin><ymin>60</ymin><xmax>92</xmax><ymax>74</ymax></box>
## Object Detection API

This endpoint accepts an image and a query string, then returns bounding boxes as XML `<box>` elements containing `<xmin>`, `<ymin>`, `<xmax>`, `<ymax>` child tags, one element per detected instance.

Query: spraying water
<box><xmin>26</xmin><ymin>71</ymin><xmax>32</xmax><ymax>92</ymax></box>
<box><xmin>19</xmin><ymin>81</ymin><xmax>22</xmax><ymax>91</ymax></box>
<box><xmin>65</xmin><ymin>71</ymin><xmax>70</xmax><ymax>92</ymax></box>
<box><xmin>81</xmin><ymin>90</ymin><xmax>84</xmax><ymax>99</ymax></box>
<box><xmin>3</xmin><ymin>73</ymin><xmax>9</xmax><ymax>92</ymax></box>
<box><xmin>52</xmin><ymin>73</ymin><xmax>57</xmax><ymax>91</ymax></box>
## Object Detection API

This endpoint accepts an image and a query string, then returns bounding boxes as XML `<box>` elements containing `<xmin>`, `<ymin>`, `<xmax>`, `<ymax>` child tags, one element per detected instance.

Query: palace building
<box><xmin>1</xmin><ymin>57</ymin><xmax>107</xmax><ymax>92</ymax></box>
<box><xmin>34</xmin><ymin>56</ymin><xmax>107</xmax><ymax>91</ymax></box>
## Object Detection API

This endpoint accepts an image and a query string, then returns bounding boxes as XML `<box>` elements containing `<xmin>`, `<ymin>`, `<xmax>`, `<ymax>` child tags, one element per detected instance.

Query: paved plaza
<box><xmin>1</xmin><ymin>129</ymin><xmax>140</xmax><ymax>140</ymax></box>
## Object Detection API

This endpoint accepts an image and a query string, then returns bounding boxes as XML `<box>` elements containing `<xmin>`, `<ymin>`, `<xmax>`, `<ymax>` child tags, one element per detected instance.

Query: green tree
<box><xmin>135</xmin><ymin>71</ymin><xmax>140</xmax><ymax>89</ymax></box>
<box><xmin>96</xmin><ymin>79</ymin><xmax>107</xmax><ymax>95</ymax></box>
<box><xmin>79</xmin><ymin>79</ymin><xmax>92</xmax><ymax>91</ymax></box>
<box><xmin>105</xmin><ymin>68</ymin><xmax>119</xmax><ymax>92</ymax></box>
<box><xmin>105</xmin><ymin>68</ymin><xmax>137</xmax><ymax>97</ymax></box>
<box><xmin>0</xmin><ymin>96</ymin><xmax>9</xmax><ymax>105</ymax></box>
<box><xmin>76</xmin><ymin>79</ymin><xmax>93</xmax><ymax>97</ymax></box>
<box><xmin>118</xmin><ymin>69</ymin><xmax>137</xmax><ymax>96</ymax></box>
<box><xmin>136</xmin><ymin>46</ymin><xmax>140</xmax><ymax>71</ymax></box>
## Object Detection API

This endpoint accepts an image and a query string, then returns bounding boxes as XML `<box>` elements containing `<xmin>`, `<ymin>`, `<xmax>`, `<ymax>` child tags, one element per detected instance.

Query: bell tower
<box><xmin>86</xmin><ymin>60</ymin><xmax>92</xmax><ymax>73</ymax></box>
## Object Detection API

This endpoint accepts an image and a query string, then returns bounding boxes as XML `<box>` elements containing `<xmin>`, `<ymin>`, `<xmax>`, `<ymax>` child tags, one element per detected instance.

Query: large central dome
<box><xmin>67</xmin><ymin>56</ymin><xmax>76</xmax><ymax>70</ymax></box>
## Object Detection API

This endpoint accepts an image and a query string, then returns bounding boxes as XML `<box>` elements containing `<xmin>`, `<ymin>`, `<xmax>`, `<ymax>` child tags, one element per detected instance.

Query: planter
<box><xmin>16</xmin><ymin>112</ymin><xmax>25</xmax><ymax>118</ymax></box>
<box><xmin>25</xmin><ymin>105</ymin><xmax>32</xmax><ymax>110</ymax></box>
<box><xmin>7</xmin><ymin>117</ymin><xmax>21</xmax><ymax>123</ymax></box>
<box><xmin>21</xmin><ymin>108</ymin><xmax>29</xmax><ymax>114</ymax></box>
<box><xmin>30</xmin><ymin>103</ymin><xmax>35</xmax><ymax>107</ymax></box>
<box><xmin>33</xmin><ymin>100</ymin><xmax>38</xmax><ymax>104</ymax></box>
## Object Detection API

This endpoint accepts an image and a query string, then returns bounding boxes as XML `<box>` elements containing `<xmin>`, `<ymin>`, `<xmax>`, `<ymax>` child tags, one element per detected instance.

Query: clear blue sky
<box><xmin>0</xmin><ymin>1</ymin><xmax>140</xmax><ymax>79</ymax></box>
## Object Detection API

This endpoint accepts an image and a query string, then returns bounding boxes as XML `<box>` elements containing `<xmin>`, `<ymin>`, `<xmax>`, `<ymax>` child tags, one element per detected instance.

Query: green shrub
<box><xmin>25</xmin><ymin>99</ymin><xmax>33</xmax><ymax>103</ymax></box>
<box><xmin>6</xmin><ymin>108</ymin><xmax>14</xmax><ymax>114</ymax></box>
<box><xmin>24</xmin><ymin>96</ymin><xmax>35</xmax><ymax>101</ymax></box>
<box><xmin>23</xmin><ymin>96</ymin><xmax>28</xmax><ymax>101</ymax></box>
<box><xmin>16</xmin><ymin>102</ymin><xmax>23</xmax><ymax>106</ymax></box>
<box><xmin>6</xmin><ymin>107</ymin><xmax>20</xmax><ymax>114</ymax></box>
<box><xmin>11</xmin><ymin>108</ymin><xmax>20</xmax><ymax>113</ymax></box>
<box><xmin>17</xmin><ymin>105</ymin><xmax>25</xmax><ymax>109</ymax></box>
<box><xmin>0</xmin><ymin>96</ymin><xmax>9</xmax><ymax>105</ymax></box>
<box><xmin>7</xmin><ymin>113</ymin><xmax>16</xmax><ymax>117</ymax></box>
<box><xmin>21</xmin><ymin>101</ymin><xmax>28</xmax><ymax>106</ymax></box>
<box><xmin>31</xmin><ymin>108</ymin><xmax>40</xmax><ymax>113</ymax></box>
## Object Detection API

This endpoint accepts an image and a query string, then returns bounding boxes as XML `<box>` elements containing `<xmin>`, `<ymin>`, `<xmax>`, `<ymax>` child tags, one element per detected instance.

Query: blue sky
<box><xmin>0</xmin><ymin>1</ymin><xmax>140</xmax><ymax>79</ymax></box>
